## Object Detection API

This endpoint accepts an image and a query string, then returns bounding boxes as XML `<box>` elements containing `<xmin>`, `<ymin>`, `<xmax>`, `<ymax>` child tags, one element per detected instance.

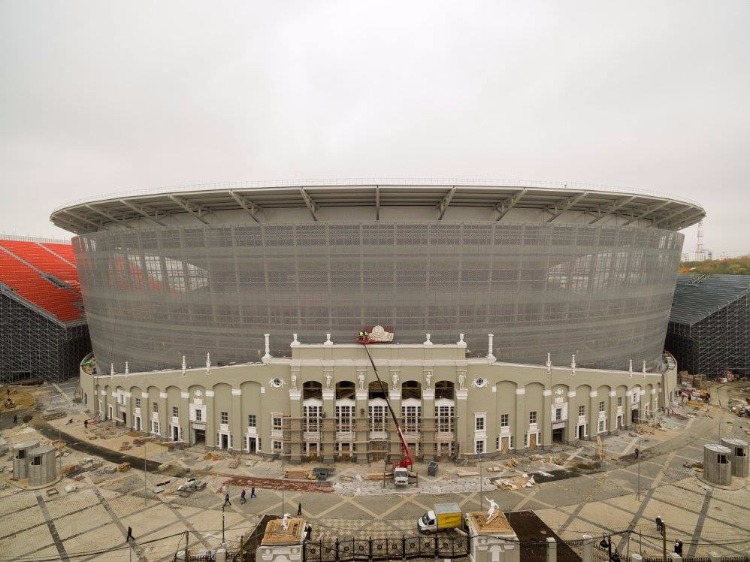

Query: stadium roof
<box><xmin>0</xmin><ymin>237</ymin><xmax>85</xmax><ymax>325</ymax></box>
<box><xmin>50</xmin><ymin>179</ymin><xmax>705</xmax><ymax>234</ymax></box>
<box><xmin>670</xmin><ymin>274</ymin><xmax>750</xmax><ymax>326</ymax></box>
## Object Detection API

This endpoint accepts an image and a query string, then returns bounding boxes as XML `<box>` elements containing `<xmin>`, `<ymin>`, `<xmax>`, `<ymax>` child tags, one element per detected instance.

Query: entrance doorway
<box><xmin>500</xmin><ymin>437</ymin><xmax>510</xmax><ymax>453</ymax></box>
<box><xmin>305</xmin><ymin>442</ymin><xmax>319</xmax><ymax>460</ymax></box>
<box><xmin>632</xmin><ymin>409</ymin><xmax>640</xmax><ymax>424</ymax></box>
<box><xmin>121</xmin><ymin>412</ymin><xmax>127</xmax><ymax>425</ymax></box>
<box><xmin>338</xmin><ymin>442</ymin><xmax>351</xmax><ymax>460</ymax></box>
<box><xmin>194</xmin><ymin>429</ymin><xmax>206</xmax><ymax>445</ymax></box>
<box><xmin>247</xmin><ymin>436</ymin><xmax>258</xmax><ymax>454</ymax></box>
<box><xmin>220</xmin><ymin>433</ymin><xmax>229</xmax><ymax>449</ymax></box>
<box><xmin>172</xmin><ymin>426</ymin><xmax>179</xmax><ymax>441</ymax></box>
<box><xmin>552</xmin><ymin>428</ymin><xmax>565</xmax><ymax>443</ymax></box>
<box><xmin>577</xmin><ymin>424</ymin><xmax>586</xmax><ymax>439</ymax></box>
<box><xmin>529</xmin><ymin>433</ymin><xmax>538</xmax><ymax>449</ymax></box>
<box><xmin>436</xmin><ymin>442</ymin><xmax>455</xmax><ymax>458</ymax></box>
<box><xmin>135</xmin><ymin>416</ymin><xmax>142</xmax><ymax>432</ymax></box>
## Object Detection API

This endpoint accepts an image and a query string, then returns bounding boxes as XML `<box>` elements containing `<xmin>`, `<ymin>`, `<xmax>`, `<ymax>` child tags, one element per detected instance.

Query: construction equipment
<box><xmin>359</xmin><ymin>328</ymin><xmax>414</xmax><ymax>484</ymax></box>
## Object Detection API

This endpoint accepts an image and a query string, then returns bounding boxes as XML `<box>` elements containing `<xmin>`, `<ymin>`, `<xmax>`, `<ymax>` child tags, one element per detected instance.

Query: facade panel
<box><xmin>74</xmin><ymin>222</ymin><xmax>683</xmax><ymax>373</ymax></box>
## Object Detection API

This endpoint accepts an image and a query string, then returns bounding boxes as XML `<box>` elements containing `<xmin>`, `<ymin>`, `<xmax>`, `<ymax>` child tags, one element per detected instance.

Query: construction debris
<box><xmin>496</xmin><ymin>474</ymin><xmax>535</xmax><ymax>490</ymax></box>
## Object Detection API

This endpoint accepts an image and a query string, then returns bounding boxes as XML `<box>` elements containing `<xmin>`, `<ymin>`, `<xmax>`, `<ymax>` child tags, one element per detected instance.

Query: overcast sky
<box><xmin>1</xmin><ymin>1</ymin><xmax>748</xmax><ymax>257</ymax></box>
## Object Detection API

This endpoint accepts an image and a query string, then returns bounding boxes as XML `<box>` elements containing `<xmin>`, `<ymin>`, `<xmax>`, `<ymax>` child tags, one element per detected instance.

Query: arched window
<box><xmin>401</xmin><ymin>380</ymin><xmax>421</xmax><ymax>400</ymax></box>
<box><xmin>435</xmin><ymin>381</ymin><xmax>454</xmax><ymax>400</ymax></box>
<box><xmin>369</xmin><ymin>380</ymin><xmax>388</xmax><ymax>400</ymax></box>
<box><xmin>336</xmin><ymin>381</ymin><xmax>355</xmax><ymax>400</ymax></box>
<box><xmin>303</xmin><ymin>381</ymin><xmax>322</xmax><ymax>400</ymax></box>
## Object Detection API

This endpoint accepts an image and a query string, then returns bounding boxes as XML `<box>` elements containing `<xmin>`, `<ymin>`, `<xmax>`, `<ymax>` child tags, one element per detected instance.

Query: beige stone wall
<box><xmin>80</xmin><ymin>342</ymin><xmax>671</xmax><ymax>462</ymax></box>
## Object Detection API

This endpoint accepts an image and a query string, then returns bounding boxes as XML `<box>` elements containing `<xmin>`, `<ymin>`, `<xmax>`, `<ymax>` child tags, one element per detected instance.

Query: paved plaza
<box><xmin>1</xmin><ymin>381</ymin><xmax>749</xmax><ymax>561</ymax></box>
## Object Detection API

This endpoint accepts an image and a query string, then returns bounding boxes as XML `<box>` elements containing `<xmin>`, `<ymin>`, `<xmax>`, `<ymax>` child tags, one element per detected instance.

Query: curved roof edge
<box><xmin>50</xmin><ymin>179</ymin><xmax>705</xmax><ymax>235</ymax></box>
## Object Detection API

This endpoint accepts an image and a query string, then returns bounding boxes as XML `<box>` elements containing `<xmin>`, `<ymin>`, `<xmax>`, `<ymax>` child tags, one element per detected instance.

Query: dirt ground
<box><xmin>0</xmin><ymin>385</ymin><xmax>36</xmax><ymax>415</ymax></box>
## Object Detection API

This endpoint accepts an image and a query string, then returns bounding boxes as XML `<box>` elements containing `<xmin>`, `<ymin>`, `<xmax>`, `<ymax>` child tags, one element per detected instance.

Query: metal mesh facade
<box><xmin>0</xmin><ymin>292</ymin><xmax>91</xmax><ymax>383</ymax></box>
<box><xmin>73</xmin><ymin>222</ymin><xmax>683</xmax><ymax>373</ymax></box>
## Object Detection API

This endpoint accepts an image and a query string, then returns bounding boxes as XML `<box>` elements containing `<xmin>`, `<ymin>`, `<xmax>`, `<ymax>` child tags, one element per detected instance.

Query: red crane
<box><xmin>359</xmin><ymin>337</ymin><xmax>414</xmax><ymax>473</ymax></box>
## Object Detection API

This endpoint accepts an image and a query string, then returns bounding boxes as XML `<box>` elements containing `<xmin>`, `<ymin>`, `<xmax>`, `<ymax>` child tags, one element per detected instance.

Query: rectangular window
<box><xmin>500</xmin><ymin>413</ymin><xmax>509</xmax><ymax>427</ymax></box>
<box><xmin>617</xmin><ymin>397</ymin><xmax>623</xmax><ymax>406</ymax></box>
<box><xmin>195</xmin><ymin>408</ymin><xmax>202</xmax><ymax>422</ymax></box>
<box><xmin>435</xmin><ymin>405</ymin><xmax>454</xmax><ymax>433</ymax></box>
<box><xmin>304</xmin><ymin>405</ymin><xmax>321</xmax><ymax>432</ymax></box>
<box><xmin>370</xmin><ymin>405</ymin><xmax>386</xmax><ymax>432</ymax></box>
<box><xmin>578</xmin><ymin>405</ymin><xmax>585</xmax><ymax>416</ymax></box>
<box><xmin>475</xmin><ymin>440</ymin><xmax>485</xmax><ymax>454</ymax></box>
<box><xmin>248</xmin><ymin>414</ymin><xmax>257</xmax><ymax>428</ymax></box>
<box><xmin>272</xmin><ymin>416</ymin><xmax>283</xmax><ymax>431</ymax></box>
<box><xmin>598</xmin><ymin>419</ymin><xmax>605</xmax><ymax>433</ymax></box>
<box><xmin>172</xmin><ymin>406</ymin><xmax>179</xmax><ymax>417</ymax></box>
<box><xmin>402</xmin><ymin>405</ymin><xmax>421</xmax><ymax>433</ymax></box>
<box><xmin>599</xmin><ymin>401</ymin><xmax>605</xmax><ymax>413</ymax></box>
<box><xmin>221</xmin><ymin>411</ymin><xmax>229</xmax><ymax>424</ymax></box>
<box><xmin>475</xmin><ymin>415</ymin><xmax>485</xmax><ymax>431</ymax></box>
<box><xmin>152</xmin><ymin>403</ymin><xmax>158</xmax><ymax>413</ymax></box>
<box><xmin>135</xmin><ymin>398</ymin><xmax>141</xmax><ymax>408</ymax></box>
<box><xmin>555</xmin><ymin>408</ymin><xmax>562</xmax><ymax>421</ymax></box>
<box><xmin>336</xmin><ymin>405</ymin><xmax>353</xmax><ymax>433</ymax></box>
<box><xmin>529</xmin><ymin>411</ymin><xmax>537</xmax><ymax>424</ymax></box>
<box><xmin>31</xmin><ymin>455</ymin><xmax>41</xmax><ymax>466</ymax></box>
<box><xmin>272</xmin><ymin>440</ymin><xmax>283</xmax><ymax>452</ymax></box>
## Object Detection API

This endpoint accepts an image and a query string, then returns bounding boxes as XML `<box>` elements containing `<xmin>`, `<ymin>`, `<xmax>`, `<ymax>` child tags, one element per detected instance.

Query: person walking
<box><xmin>126</xmin><ymin>526</ymin><xmax>135</xmax><ymax>542</ymax></box>
<box><xmin>224</xmin><ymin>493</ymin><xmax>231</xmax><ymax>507</ymax></box>
<box><xmin>250</xmin><ymin>487</ymin><xmax>256</xmax><ymax>498</ymax></box>
<box><xmin>13</xmin><ymin>414</ymin><xmax>17</xmax><ymax>425</ymax></box>
<box><xmin>84</xmin><ymin>419</ymin><xmax>88</xmax><ymax>429</ymax></box>
<box><xmin>297</xmin><ymin>502</ymin><xmax>302</xmax><ymax>516</ymax></box>
<box><xmin>240</xmin><ymin>489</ymin><xmax>246</xmax><ymax>504</ymax></box>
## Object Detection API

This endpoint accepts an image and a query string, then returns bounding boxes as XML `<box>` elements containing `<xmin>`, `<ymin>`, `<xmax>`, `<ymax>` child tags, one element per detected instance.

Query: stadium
<box><xmin>53</xmin><ymin>180</ymin><xmax>703</xmax><ymax>459</ymax></box>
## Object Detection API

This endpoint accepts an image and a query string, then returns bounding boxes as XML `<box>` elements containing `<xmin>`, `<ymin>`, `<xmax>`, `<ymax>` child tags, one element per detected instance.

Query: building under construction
<box><xmin>0</xmin><ymin>236</ymin><xmax>90</xmax><ymax>383</ymax></box>
<box><xmin>666</xmin><ymin>274</ymin><xmax>750</xmax><ymax>377</ymax></box>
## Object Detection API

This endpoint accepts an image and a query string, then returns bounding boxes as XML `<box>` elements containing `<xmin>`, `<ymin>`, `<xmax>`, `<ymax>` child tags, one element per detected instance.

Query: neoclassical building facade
<box><xmin>80</xmin><ymin>334</ymin><xmax>677</xmax><ymax>464</ymax></box>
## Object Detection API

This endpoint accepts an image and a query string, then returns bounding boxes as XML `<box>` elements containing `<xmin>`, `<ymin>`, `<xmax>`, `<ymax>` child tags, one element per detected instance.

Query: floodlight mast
<box><xmin>359</xmin><ymin>334</ymin><xmax>414</xmax><ymax>471</ymax></box>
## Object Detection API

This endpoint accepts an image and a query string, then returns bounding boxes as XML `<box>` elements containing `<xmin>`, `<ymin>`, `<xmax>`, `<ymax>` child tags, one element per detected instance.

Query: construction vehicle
<box><xmin>418</xmin><ymin>502</ymin><xmax>463</xmax><ymax>533</ymax></box>
<box><xmin>358</xmin><ymin>326</ymin><xmax>414</xmax><ymax>486</ymax></box>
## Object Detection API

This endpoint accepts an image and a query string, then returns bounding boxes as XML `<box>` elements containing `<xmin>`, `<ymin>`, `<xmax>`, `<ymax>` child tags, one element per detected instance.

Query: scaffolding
<box><xmin>280</xmin><ymin>415</ymin><xmax>447</xmax><ymax>464</ymax></box>
<box><xmin>0</xmin><ymin>238</ymin><xmax>91</xmax><ymax>383</ymax></box>
<box><xmin>0</xmin><ymin>291</ymin><xmax>90</xmax><ymax>383</ymax></box>
<box><xmin>666</xmin><ymin>274</ymin><xmax>750</xmax><ymax>377</ymax></box>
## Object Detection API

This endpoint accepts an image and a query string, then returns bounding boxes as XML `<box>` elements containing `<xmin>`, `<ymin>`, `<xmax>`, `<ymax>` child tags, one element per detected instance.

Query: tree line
<box><xmin>680</xmin><ymin>255</ymin><xmax>750</xmax><ymax>275</ymax></box>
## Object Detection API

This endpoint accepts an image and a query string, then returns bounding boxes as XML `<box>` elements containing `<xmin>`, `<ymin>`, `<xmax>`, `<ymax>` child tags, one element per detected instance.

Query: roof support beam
<box><xmin>85</xmin><ymin>204</ymin><xmax>134</xmax><ymax>229</ymax></box>
<box><xmin>437</xmin><ymin>186</ymin><xmax>457</xmax><ymax>220</ymax></box>
<box><xmin>589</xmin><ymin>195</ymin><xmax>637</xmax><ymax>224</ymax></box>
<box><xmin>495</xmin><ymin>189</ymin><xmax>527</xmax><ymax>221</ymax></box>
<box><xmin>168</xmin><ymin>195</ymin><xmax>210</xmax><ymax>225</ymax></box>
<box><xmin>546</xmin><ymin>192</ymin><xmax>589</xmax><ymax>223</ymax></box>
<box><xmin>622</xmin><ymin>200</ymin><xmax>671</xmax><ymax>226</ymax></box>
<box><xmin>54</xmin><ymin>212</ymin><xmax>93</xmax><ymax>234</ymax></box>
<box><xmin>63</xmin><ymin>209</ymin><xmax>105</xmax><ymax>230</ymax></box>
<box><xmin>670</xmin><ymin>210</ymin><xmax>706</xmax><ymax>231</ymax></box>
<box><xmin>652</xmin><ymin>207</ymin><xmax>705</xmax><ymax>230</ymax></box>
<box><xmin>229</xmin><ymin>190</ymin><xmax>261</xmax><ymax>223</ymax></box>
<box><xmin>119</xmin><ymin>199</ymin><xmax>167</xmax><ymax>227</ymax></box>
<box><xmin>299</xmin><ymin>187</ymin><xmax>318</xmax><ymax>221</ymax></box>
<box><xmin>654</xmin><ymin>206</ymin><xmax>696</xmax><ymax>228</ymax></box>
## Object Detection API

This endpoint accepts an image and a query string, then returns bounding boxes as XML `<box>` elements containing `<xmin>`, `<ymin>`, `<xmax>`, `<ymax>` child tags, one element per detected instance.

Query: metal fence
<box><xmin>304</xmin><ymin>534</ymin><xmax>470</xmax><ymax>562</ymax></box>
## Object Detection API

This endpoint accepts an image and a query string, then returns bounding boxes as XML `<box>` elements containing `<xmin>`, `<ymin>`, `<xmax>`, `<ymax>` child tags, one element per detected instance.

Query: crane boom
<box><xmin>362</xmin><ymin>343</ymin><xmax>414</xmax><ymax>469</ymax></box>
